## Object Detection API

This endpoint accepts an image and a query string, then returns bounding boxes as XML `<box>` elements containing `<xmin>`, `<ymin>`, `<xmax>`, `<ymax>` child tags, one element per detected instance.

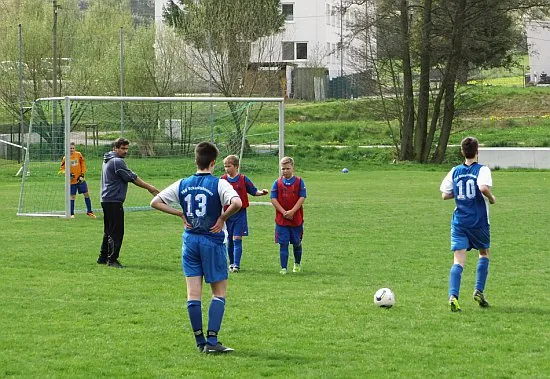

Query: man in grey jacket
<box><xmin>97</xmin><ymin>138</ymin><xmax>159</xmax><ymax>268</ymax></box>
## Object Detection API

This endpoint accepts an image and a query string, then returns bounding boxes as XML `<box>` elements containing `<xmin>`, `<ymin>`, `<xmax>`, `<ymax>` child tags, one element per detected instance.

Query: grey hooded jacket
<box><xmin>100</xmin><ymin>151</ymin><xmax>138</xmax><ymax>203</ymax></box>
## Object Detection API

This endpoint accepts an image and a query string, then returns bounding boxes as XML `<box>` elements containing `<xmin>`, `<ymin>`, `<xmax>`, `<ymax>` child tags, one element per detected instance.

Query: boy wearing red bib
<box><xmin>270</xmin><ymin>157</ymin><xmax>306</xmax><ymax>275</ymax></box>
<box><xmin>221</xmin><ymin>155</ymin><xmax>268</xmax><ymax>273</ymax></box>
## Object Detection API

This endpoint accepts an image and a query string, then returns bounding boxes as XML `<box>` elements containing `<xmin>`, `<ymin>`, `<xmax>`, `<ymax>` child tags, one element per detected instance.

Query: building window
<box><xmin>326</xmin><ymin>4</ymin><xmax>331</xmax><ymax>25</ymax></box>
<box><xmin>282</xmin><ymin>3</ymin><xmax>294</xmax><ymax>21</ymax></box>
<box><xmin>296</xmin><ymin>43</ymin><xmax>308</xmax><ymax>60</ymax></box>
<box><xmin>282</xmin><ymin>42</ymin><xmax>295</xmax><ymax>60</ymax></box>
<box><xmin>282</xmin><ymin>42</ymin><xmax>308</xmax><ymax>61</ymax></box>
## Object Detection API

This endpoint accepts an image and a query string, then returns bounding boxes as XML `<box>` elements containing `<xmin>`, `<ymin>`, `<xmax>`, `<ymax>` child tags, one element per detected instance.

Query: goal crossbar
<box><xmin>39</xmin><ymin>96</ymin><xmax>285</xmax><ymax>103</ymax></box>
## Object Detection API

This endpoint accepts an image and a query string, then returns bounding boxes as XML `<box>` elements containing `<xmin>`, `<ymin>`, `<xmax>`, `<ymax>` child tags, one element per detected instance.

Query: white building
<box><xmin>155</xmin><ymin>1</ymin><xmax>369</xmax><ymax>74</ymax></box>
<box><xmin>154</xmin><ymin>0</ymin><xmax>372</xmax><ymax>97</ymax></box>
<box><xmin>252</xmin><ymin>1</ymin><xmax>366</xmax><ymax>79</ymax></box>
<box><xmin>526</xmin><ymin>20</ymin><xmax>550</xmax><ymax>83</ymax></box>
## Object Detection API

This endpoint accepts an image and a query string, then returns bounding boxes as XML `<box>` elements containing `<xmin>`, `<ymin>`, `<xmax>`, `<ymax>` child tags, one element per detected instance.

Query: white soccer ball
<box><xmin>374</xmin><ymin>288</ymin><xmax>395</xmax><ymax>308</ymax></box>
<box><xmin>342</xmin><ymin>168</ymin><xmax>349</xmax><ymax>173</ymax></box>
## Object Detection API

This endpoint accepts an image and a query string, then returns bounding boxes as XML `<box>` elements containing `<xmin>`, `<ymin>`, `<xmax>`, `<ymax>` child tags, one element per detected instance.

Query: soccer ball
<box><xmin>342</xmin><ymin>168</ymin><xmax>349</xmax><ymax>173</ymax></box>
<box><xmin>374</xmin><ymin>288</ymin><xmax>395</xmax><ymax>308</ymax></box>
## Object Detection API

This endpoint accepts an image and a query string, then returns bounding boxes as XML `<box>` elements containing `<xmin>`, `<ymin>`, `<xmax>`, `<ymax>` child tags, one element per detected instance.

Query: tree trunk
<box><xmin>399</xmin><ymin>0</ymin><xmax>415</xmax><ymax>161</ymax></box>
<box><xmin>432</xmin><ymin>0</ymin><xmax>467</xmax><ymax>163</ymax></box>
<box><xmin>433</xmin><ymin>77</ymin><xmax>456</xmax><ymax>163</ymax></box>
<box><xmin>424</xmin><ymin>84</ymin><xmax>445</xmax><ymax>162</ymax></box>
<box><xmin>414</xmin><ymin>0</ymin><xmax>432</xmax><ymax>162</ymax></box>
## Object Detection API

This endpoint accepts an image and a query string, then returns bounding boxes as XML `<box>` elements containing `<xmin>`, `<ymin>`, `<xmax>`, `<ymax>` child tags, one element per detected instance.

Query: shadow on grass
<box><xmin>489</xmin><ymin>305</ymin><xmax>549</xmax><ymax>316</ymax></box>
<box><xmin>230</xmin><ymin>266</ymin><xmax>341</xmax><ymax>279</ymax></box>
<box><xmin>100</xmin><ymin>263</ymin><xmax>179</xmax><ymax>273</ymax></box>
<box><xmin>230</xmin><ymin>348</ymin><xmax>314</xmax><ymax>364</ymax></box>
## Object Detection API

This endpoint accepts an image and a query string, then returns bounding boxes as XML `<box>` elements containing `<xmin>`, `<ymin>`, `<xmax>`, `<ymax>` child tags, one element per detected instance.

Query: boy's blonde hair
<box><xmin>224</xmin><ymin>154</ymin><xmax>240</xmax><ymax>166</ymax></box>
<box><xmin>280</xmin><ymin>156</ymin><xmax>294</xmax><ymax>166</ymax></box>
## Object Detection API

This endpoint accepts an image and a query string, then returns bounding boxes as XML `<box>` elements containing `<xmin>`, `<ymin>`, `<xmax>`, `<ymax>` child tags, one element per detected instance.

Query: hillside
<box><xmin>282</xmin><ymin>86</ymin><xmax>550</xmax><ymax>122</ymax></box>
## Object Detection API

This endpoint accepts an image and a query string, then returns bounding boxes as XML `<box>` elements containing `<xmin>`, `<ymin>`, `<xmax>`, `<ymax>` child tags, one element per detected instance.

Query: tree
<box><xmin>0</xmin><ymin>0</ymin><xmax>81</xmax><ymax>156</ymax></box>
<box><xmin>163</xmin><ymin>0</ymin><xmax>286</xmax><ymax>148</ymax></box>
<box><xmin>0</xmin><ymin>0</ymin><xmax>199</xmax><ymax>159</ymax></box>
<box><xmin>163</xmin><ymin>0</ymin><xmax>285</xmax><ymax>97</ymax></box>
<box><xmin>347</xmin><ymin>0</ymin><xmax>550</xmax><ymax>162</ymax></box>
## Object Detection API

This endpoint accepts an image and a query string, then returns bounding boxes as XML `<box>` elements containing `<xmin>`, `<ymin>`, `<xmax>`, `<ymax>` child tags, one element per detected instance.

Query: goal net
<box><xmin>18</xmin><ymin>96</ymin><xmax>285</xmax><ymax>217</ymax></box>
<box><xmin>0</xmin><ymin>138</ymin><xmax>26</xmax><ymax>176</ymax></box>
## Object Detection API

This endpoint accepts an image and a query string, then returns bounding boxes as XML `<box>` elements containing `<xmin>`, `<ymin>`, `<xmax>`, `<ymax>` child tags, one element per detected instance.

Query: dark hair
<box><xmin>114</xmin><ymin>137</ymin><xmax>130</xmax><ymax>149</ymax></box>
<box><xmin>195</xmin><ymin>142</ymin><xmax>219</xmax><ymax>169</ymax></box>
<box><xmin>461</xmin><ymin>137</ymin><xmax>479</xmax><ymax>159</ymax></box>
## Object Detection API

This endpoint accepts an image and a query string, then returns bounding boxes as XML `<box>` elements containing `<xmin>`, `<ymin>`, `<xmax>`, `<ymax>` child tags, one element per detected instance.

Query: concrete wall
<box><xmin>526</xmin><ymin>20</ymin><xmax>550</xmax><ymax>78</ymax></box>
<box><xmin>478</xmin><ymin>147</ymin><xmax>550</xmax><ymax>169</ymax></box>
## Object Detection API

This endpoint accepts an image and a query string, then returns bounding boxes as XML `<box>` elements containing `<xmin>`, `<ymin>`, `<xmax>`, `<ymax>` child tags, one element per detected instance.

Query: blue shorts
<box><xmin>226</xmin><ymin>209</ymin><xmax>249</xmax><ymax>238</ymax></box>
<box><xmin>182</xmin><ymin>232</ymin><xmax>228</xmax><ymax>283</ymax></box>
<box><xmin>275</xmin><ymin>224</ymin><xmax>303</xmax><ymax>245</ymax></box>
<box><xmin>70</xmin><ymin>181</ymin><xmax>89</xmax><ymax>196</ymax></box>
<box><xmin>450</xmin><ymin>223</ymin><xmax>490</xmax><ymax>251</ymax></box>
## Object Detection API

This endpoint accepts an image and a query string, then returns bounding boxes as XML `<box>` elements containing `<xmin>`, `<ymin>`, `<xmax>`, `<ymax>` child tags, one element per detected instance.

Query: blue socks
<box><xmin>227</xmin><ymin>239</ymin><xmax>234</xmax><ymax>265</ymax></box>
<box><xmin>279</xmin><ymin>243</ymin><xmax>289</xmax><ymax>269</ymax></box>
<box><xmin>85</xmin><ymin>197</ymin><xmax>92</xmax><ymax>213</ymax></box>
<box><xmin>187</xmin><ymin>300</ymin><xmax>206</xmax><ymax>346</ymax></box>
<box><xmin>475</xmin><ymin>257</ymin><xmax>489</xmax><ymax>292</ymax></box>
<box><xmin>189</xmin><ymin>297</ymin><xmax>227</xmax><ymax>347</ymax></box>
<box><xmin>448</xmin><ymin>264</ymin><xmax>463</xmax><ymax>299</ymax></box>
<box><xmin>293</xmin><ymin>244</ymin><xmax>302</xmax><ymax>264</ymax></box>
<box><xmin>71</xmin><ymin>198</ymin><xmax>93</xmax><ymax>215</ymax></box>
<box><xmin>233</xmin><ymin>239</ymin><xmax>243</xmax><ymax>267</ymax></box>
<box><xmin>207</xmin><ymin>297</ymin><xmax>225</xmax><ymax>346</ymax></box>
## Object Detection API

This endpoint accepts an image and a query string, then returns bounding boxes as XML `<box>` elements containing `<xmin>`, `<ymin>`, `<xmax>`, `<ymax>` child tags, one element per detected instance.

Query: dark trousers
<box><xmin>99</xmin><ymin>202</ymin><xmax>125</xmax><ymax>262</ymax></box>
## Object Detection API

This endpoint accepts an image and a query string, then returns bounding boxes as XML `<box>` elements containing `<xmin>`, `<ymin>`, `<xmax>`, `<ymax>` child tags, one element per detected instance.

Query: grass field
<box><xmin>1</xmin><ymin>161</ymin><xmax>549</xmax><ymax>377</ymax></box>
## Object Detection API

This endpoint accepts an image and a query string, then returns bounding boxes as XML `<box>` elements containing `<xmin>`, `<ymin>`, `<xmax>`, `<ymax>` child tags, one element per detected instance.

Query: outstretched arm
<box><xmin>255</xmin><ymin>189</ymin><xmax>269</xmax><ymax>196</ymax></box>
<box><xmin>134</xmin><ymin>176</ymin><xmax>159</xmax><ymax>196</ymax></box>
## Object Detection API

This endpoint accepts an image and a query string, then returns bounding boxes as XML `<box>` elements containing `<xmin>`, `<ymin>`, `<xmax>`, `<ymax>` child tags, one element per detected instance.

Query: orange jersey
<box><xmin>60</xmin><ymin>151</ymin><xmax>86</xmax><ymax>184</ymax></box>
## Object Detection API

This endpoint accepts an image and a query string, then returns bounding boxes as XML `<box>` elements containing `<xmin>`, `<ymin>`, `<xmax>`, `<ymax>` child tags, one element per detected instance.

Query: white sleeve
<box><xmin>218</xmin><ymin>178</ymin><xmax>239</xmax><ymax>206</ymax></box>
<box><xmin>477</xmin><ymin>166</ymin><xmax>492</xmax><ymax>187</ymax></box>
<box><xmin>440</xmin><ymin>168</ymin><xmax>455</xmax><ymax>193</ymax></box>
<box><xmin>156</xmin><ymin>180</ymin><xmax>182</xmax><ymax>205</ymax></box>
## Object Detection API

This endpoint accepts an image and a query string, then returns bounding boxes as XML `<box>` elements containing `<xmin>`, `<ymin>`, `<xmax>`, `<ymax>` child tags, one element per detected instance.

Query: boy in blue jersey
<box><xmin>270</xmin><ymin>156</ymin><xmax>306</xmax><ymax>275</ymax></box>
<box><xmin>440</xmin><ymin>137</ymin><xmax>496</xmax><ymax>312</ymax></box>
<box><xmin>222</xmin><ymin>155</ymin><xmax>268</xmax><ymax>273</ymax></box>
<box><xmin>150</xmin><ymin>142</ymin><xmax>242</xmax><ymax>353</ymax></box>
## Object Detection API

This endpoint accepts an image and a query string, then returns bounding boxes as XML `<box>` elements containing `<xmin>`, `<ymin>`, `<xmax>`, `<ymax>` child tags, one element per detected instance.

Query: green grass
<box><xmin>1</xmin><ymin>162</ymin><xmax>549</xmax><ymax>377</ymax></box>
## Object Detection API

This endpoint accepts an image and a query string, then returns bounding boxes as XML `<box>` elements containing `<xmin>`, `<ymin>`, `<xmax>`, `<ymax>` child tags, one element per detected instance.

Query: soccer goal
<box><xmin>17</xmin><ymin>96</ymin><xmax>285</xmax><ymax>217</ymax></box>
<box><xmin>0</xmin><ymin>139</ymin><xmax>27</xmax><ymax>176</ymax></box>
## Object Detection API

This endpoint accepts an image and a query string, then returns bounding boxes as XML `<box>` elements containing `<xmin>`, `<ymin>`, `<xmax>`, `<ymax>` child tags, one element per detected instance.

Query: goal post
<box><xmin>18</xmin><ymin>96</ymin><xmax>285</xmax><ymax>217</ymax></box>
<box><xmin>0</xmin><ymin>139</ymin><xmax>27</xmax><ymax>176</ymax></box>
